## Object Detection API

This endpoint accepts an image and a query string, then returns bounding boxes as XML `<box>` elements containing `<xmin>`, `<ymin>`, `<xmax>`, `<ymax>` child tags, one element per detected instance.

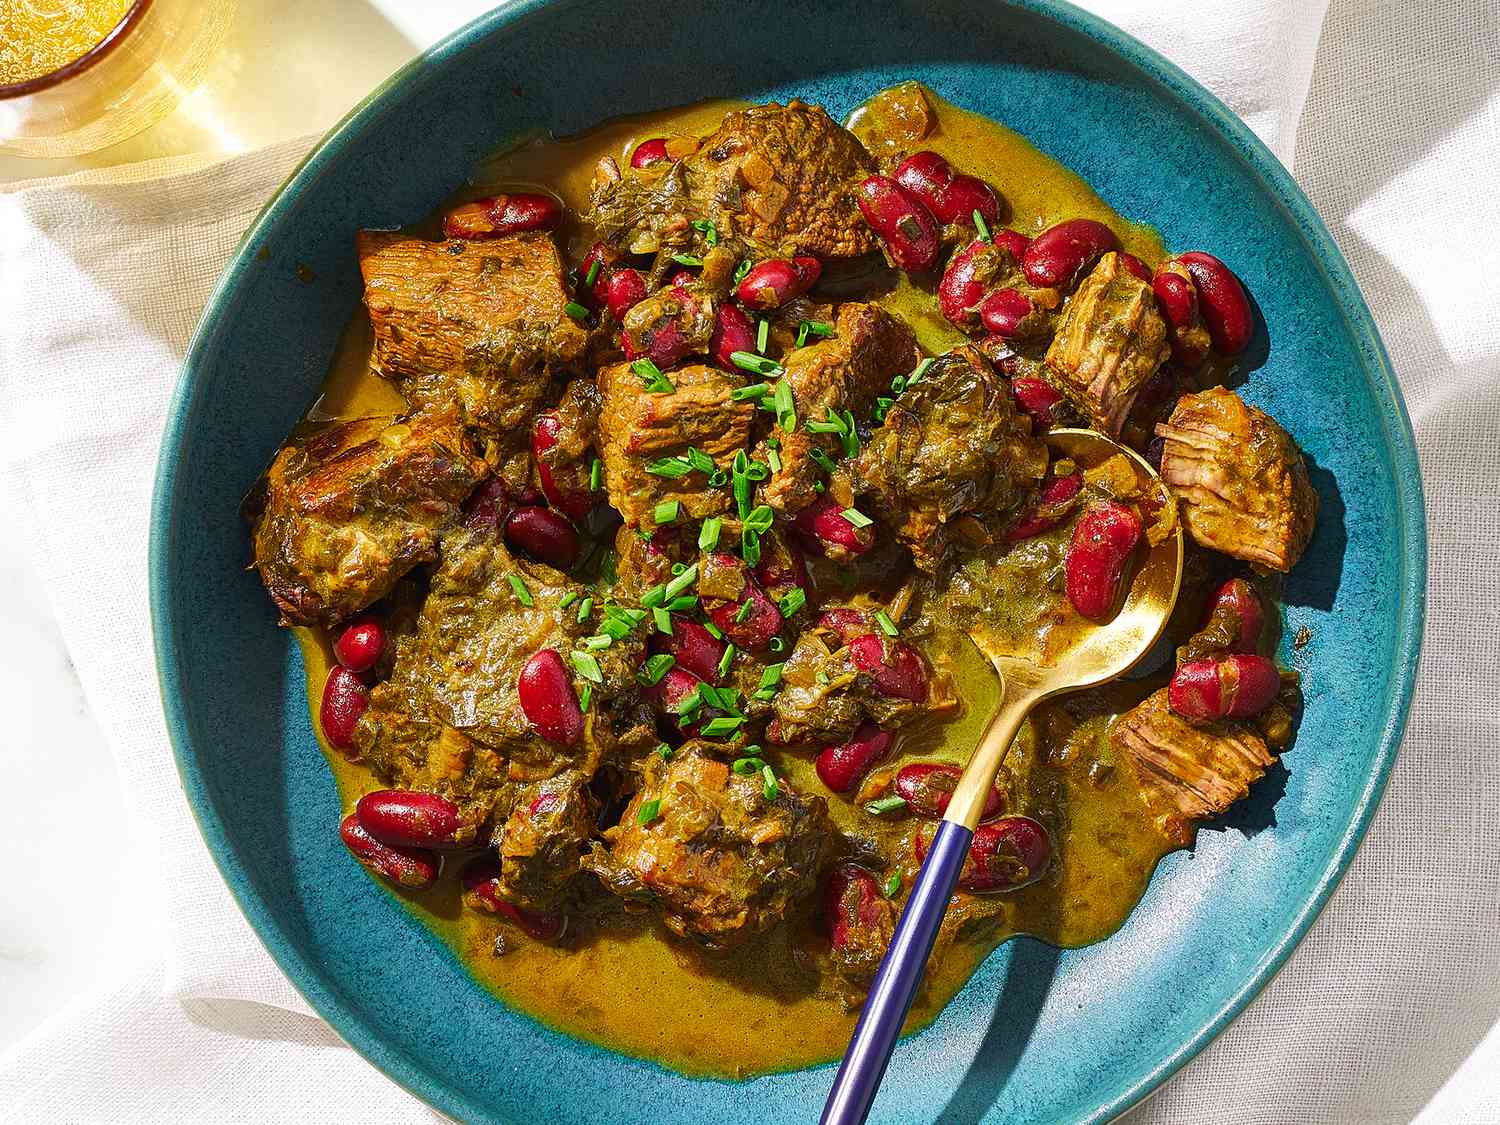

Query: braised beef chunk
<box><xmin>824</xmin><ymin>863</ymin><xmax>898</xmax><ymax>988</ymax></box>
<box><xmin>589</xmin><ymin>101</ymin><xmax>877</xmax><ymax>260</ymax></box>
<box><xmin>1156</xmin><ymin>387</ymin><xmax>1318</xmax><ymax>572</ymax></box>
<box><xmin>1111</xmin><ymin>688</ymin><xmax>1275</xmax><ymax>845</ymax></box>
<box><xmin>620</xmin><ymin>285</ymin><xmax>716</xmax><ymax>365</ymax></box>
<box><xmin>853</xmin><ymin>345</ymin><xmax>1047</xmax><ymax>570</ymax></box>
<box><xmin>585</xmin><ymin>744</ymin><xmax>833</xmax><ymax>949</ymax></box>
<box><xmin>757</xmin><ymin>302</ymin><xmax>920</xmax><ymax>515</ymax></box>
<box><xmin>1045</xmin><ymin>251</ymin><xmax>1170</xmax><ymax>436</ymax></box>
<box><xmin>498</xmin><ymin>770</ymin><xmax>598</xmax><ymax>911</ymax></box>
<box><xmin>357</xmin><ymin>231</ymin><xmax>587</xmax><ymax>441</ymax></box>
<box><xmin>249</xmin><ymin>414</ymin><xmax>486</xmax><ymax>627</ymax></box>
<box><xmin>597</xmin><ymin>360</ymin><xmax>754</xmax><ymax>528</ymax></box>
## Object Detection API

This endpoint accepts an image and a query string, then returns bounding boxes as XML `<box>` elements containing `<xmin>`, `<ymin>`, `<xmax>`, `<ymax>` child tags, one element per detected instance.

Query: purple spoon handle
<box><xmin>820</xmin><ymin>819</ymin><xmax>973</xmax><ymax>1125</ymax></box>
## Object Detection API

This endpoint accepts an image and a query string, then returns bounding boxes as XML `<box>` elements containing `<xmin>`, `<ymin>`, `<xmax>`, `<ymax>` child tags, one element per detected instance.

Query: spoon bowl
<box><xmin>823</xmin><ymin>427</ymin><xmax>1184</xmax><ymax>1123</ymax></box>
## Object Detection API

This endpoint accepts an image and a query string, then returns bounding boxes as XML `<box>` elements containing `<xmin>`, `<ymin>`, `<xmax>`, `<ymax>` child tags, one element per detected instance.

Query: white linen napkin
<box><xmin>3</xmin><ymin>0</ymin><xmax>1498</xmax><ymax>1119</ymax></box>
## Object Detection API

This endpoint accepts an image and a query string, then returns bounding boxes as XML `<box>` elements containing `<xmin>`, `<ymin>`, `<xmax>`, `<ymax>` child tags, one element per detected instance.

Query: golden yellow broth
<box><xmin>293</xmin><ymin>86</ymin><xmax>1177</xmax><ymax>1078</ymax></box>
<box><xmin>0</xmin><ymin>0</ymin><xmax>132</xmax><ymax>86</ymax></box>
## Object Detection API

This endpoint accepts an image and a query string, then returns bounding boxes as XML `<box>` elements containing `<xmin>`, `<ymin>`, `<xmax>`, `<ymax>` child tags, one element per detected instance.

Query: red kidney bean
<box><xmin>1205</xmin><ymin>578</ymin><xmax>1265</xmax><ymax>653</ymax></box>
<box><xmin>1169</xmin><ymin>654</ymin><xmax>1281</xmax><ymax>721</ymax></box>
<box><xmin>753</xmin><ymin>539</ymin><xmax>810</xmax><ymax>599</ymax></box>
<box><xmin>504</xmin><ymin>506</ymin><xmax>580</xmax><ymax>570</ymax></box>
<box><xmin>914</xmin><ymin>815</ymin><xmax>1051</xmax><ymax>891</ymax></box>
<box><xmin>459</xmin><ymin>857</ymin><xmax>566</xmax><ymax>940</ymax></box>
<box><xmin>462</xmin><ymin>477</ymin><xmax>511</xmax><ymax>531</ymax></box>
<box><xmin>339</xmin><ymin>813</ymin><xmax>438</xmax><ymax>889</ymax></box>
<box><xmin>978</xmin><ymin>288</ymin><xmax>1036</xmax><ymax>338</ymax></box>
<box><xmin>321</xmin><ymin>666</ymin><xmax>368</xmax><ymax>753</ymax></box>
<box><xmin>735</xmin><ymin>257</ymin><xmax>822</xmax><ymax>310</ymax></box>
<box><xmin>666</xmin><ymin>268</ymin><xmax>698</xmax><ymax>290</ymax></box>
<box><xmin>938</xmin><ymin>174</ymin><xmax>1002</xmax><ymax>227</ymax></box>
<box><xmin>993</xmin><ymin>228</ymin><xmax>1031</xmax><ymax>260</ymax></box>
<box><xmin>710</xmin><ymin>302</ymin><xmax>755</xmax><ymax>369</ymax></box>
<box><xmin>938</xmin><ymin>239</ymin><xmax>991</xmax><ymax>326</ymax></box>
<box><xmin>817</xmin><ymin>607</ymin><xmax>869</xmax><ymax>645</ymax></box>
<box><xmin>825</xmin><ymin>863</ymin><xmax>888</xmax><ymax>951</ymax></box>
<box><xmin>578</xmin><ymin>241</ymin><xmax>614</xmax><ymax>308</ymax></box>
<box><xmin>334</xmin><ymin>617</ymin><xmax>385</xmax><ymax>674</ymax></box>
<box><xmin>848</xmin><ymin>634</ymin><xmax>929</xmax><ymax>702</ymax></box>
<box><xmin>630</xmin><ymin>137</ymin><xmax>670</xmax><ymax>168</ymax></box>
<box><xmin>1117</xmin><ymin>252</ymin><xmax>1152</xmax><ymax>281</ymax></box>
<box><xmin>604</xmin><ymin>267</ymin><xmax>648</xmax><ymax>322</ymax></box>
<box><xmin>355</xmin><ymin>789</ymin><xmax>465</xmax><ymax>850</ymax></box>
<box><xmin>1009</xmin><ymin>376</ymin><xmax>1067</xmax><ymax>432</ymax></box>
<box><xmin>856</xmin><ymin>175</ymin><xmax>941</xmax><ymax>272</ymax></box>
<box><xmin>650</xmin><ymin>618</ymin><xmax>726</xmax><ymax>683</ymax></box>
<box><xmin>707</xmin><ymin>571</ymin><xmax>783</xmax><ymax>650</ymax></box>
<box><xmin>1004</xmin><ymin>470</ymin><xmax>1084</xmax><ymax>541</ymax></box>
<box><xmin>1176</xmin><ymin>251</ymin><xmax>1252</xmax><ymax>355</ymax></box>
<box><xmin>1064</xmin><ymin>502</ymin><xmax>1143</xmax><ymax>621</ymax></box>
<box><xmin>816</xmin><ymin>722</ymin><xmax>893</xmax><ymax>794</ymax></box>
<box><xmin>624</xmin><ymin>316</ymin><xmax>694</xmax><ymax>370</ymax></box>
<box><xmin>530</xmin><ymin>414</ymin><xmax>595</xmax><ymax>523</ymax></box>
<box><xmin>791</xmin><ymin>495</ymin><xmax>875</xmax><ymax>557</ymax></box>
<box><xmin>893</xmin><ymin>151</ymin><xmax>955</xmax><ymax>212</ymax></box>
<box><xmin>1022</xmin><ymin>218</ymin><xmax>1120</xmax><ymax>288</ymax></box>
<box><xmin>1152</xmin><ymin>263</ymin><xmax>1208</xmax><ymax>368</ymax></box>
<box><xmin>442</xmin><ymin>192</ymin><xmax>561</xmax><ymax>240</ymax></box>
<box><xmin>517</xmin><ymin>650</ymin><xmax>583</xmax><ymax>745</ymax></box>
<box><xmin>895</xmin><ymin>762</ymin><xmax>1007</xmax><ymax>821</ymax></box>
<box><xmin>644</xmin><ymin>664</ymin><xmax>706</xmax><ymax>734</ymax></box>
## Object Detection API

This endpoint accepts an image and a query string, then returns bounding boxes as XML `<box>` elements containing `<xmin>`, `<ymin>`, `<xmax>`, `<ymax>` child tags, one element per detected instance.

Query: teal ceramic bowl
<box><xmin>150</xmin><ymin>1</ymin><xmax>1425</xmax><ymax>1120</ymax></box>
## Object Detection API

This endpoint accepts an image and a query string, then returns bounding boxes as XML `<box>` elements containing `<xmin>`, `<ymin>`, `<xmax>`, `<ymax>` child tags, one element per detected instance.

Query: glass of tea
<box><xmin>0</xmin><ymin>0</ymin><xmax>237</xmax><ymax>158</ymax></box>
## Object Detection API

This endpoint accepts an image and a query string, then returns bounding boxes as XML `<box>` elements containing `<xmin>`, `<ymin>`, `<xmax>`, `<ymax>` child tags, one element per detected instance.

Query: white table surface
<box><xmin>0</xmin><ymin>0</ymin><xmax>494</xmax><ymax>1054</ymax></box>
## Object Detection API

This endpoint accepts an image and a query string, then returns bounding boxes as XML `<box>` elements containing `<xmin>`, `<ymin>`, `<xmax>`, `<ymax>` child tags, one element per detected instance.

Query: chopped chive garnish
<box><xmin>841</xmin><ymin>507</ymin><xmax>873</xmax><ymax>529</ymax></box>
<box><xmin>671</xmin><ymin>562</ymin><xmax>689</xmax><ymax>575</ymax></box>
<box><xmin>671</xmin><ymin>253</ymin><xmax>703</xmax><ymax>267</ymax></box>
<box><xmin>589</xmin><ymin>457</ymin><xmax>602</xmax><ymax>491</ymax></box>
<box><xmin>654</xmin><ymin>498</ymin><xmax>681</xmax><ymax>524</ymax></box>
<box><xmin>655</xmin><ymin>742</ymin><xmax>673</xmax><ymax>760</ymax></box>
<box><xmin>731</xmin><ymin>382</ymin><xmax>771</xmax><ymax>401</ymax></box>
<box><xmin>809</xmin><ymin>448</ymin><xmax>839</xmax><ymax>475</ymax></box>
<box><xmin>806</xmin><ymin>319</ymin><xmax>833</xmax><ymax>339</ymax></box>
<box><xmin>731</xmin><ymin>351</ymin><xmax>785</xmax><ymax>377</ymax></box>
<box><xmin>698</xmin><ymin>517</ymin><xmax>722</xmax><ymax>551</ymax></box>
<box><xmin>638</xmin><ymin>653</ymin><xmax>676</xmax><ymax>685</ymax></box>
<box><xmin>744</xmin><ymin>505</ymin><xmax>775</xmax><ymax>534</ymax></box>
<box><xmin>706</xmin><ymin>468</ymin><xmax>726</xmax><ymax>487</ymax></box>
<box><xmin>768</xmin><ymin>636</ymin><xmax>785</xmax><ymax>653</ymax></box>
<box><xmin>757</xmin><ymin>663</ymin><xmax>784</xmax><ymax>692</ymax></box>
<box><xmin>756</xmin><ymin>318</ymin><xmax>769</xmax><ymax>354</ymax></box>
<box><xmin>666</xmin><ymin>594</ymin><xmax>697</xmax><ymax>612</ymax></box>
<box><xmin>816</xmin><ymin>670</ymin><xmax>831</xmax><ymax>685</ymax></box>
<box><xmin>890</xmin><ymin>375</ymin><xmax>907</xmax><ymax>395</ymax></box>
<box><xmin>865</xmin><ymin>795</ymin><xmax>908</xmax><ymax>815</ymax></box>
<box><xmin>717</xmin><ymin>643</ymin><xmax>736</xmax><ymax>679</ymax></box>
<box><xmin>873</xmin><ymin>395</ymin><xmax>894</xmax><ymax>423</ymax></box>
<box><xmin>795</xmin><ymin>321</ymin><xmax>809</xmax><ymax>348</ymax></box>
<box><xmin>972</xmin><ymin>209</ymin><xmax>991</xmax><ymax>241</ymax></box>
<box><xmin>806</xmin><ymin>418</ymin><xmax>844</xmax><ymax>435</ymax></box>
<box><xmin>570</xmin><ymin>650</ymin><xmax>603</xmax><ymax>683</ymax></box>
<box><xmin>689</xmin><ymin>219</ymin><xmax>719</xmax><ymax>246</ymax></box>
<box><xmin>767</xmin><ymin>445</ymin><xmax>782</xmax><ymax>473</ymax></box>
<box><xmin>637</xmin><ymin>798</ymin><xmax>662</xmax><ymax>826</ymax></box>
<box><xmin>732</xmin><ymin>756</ymin><xmax>767</xmax><ymax>775</ymax></box>
<box><xmin>773</xmin><ymin>379</ymin><xmax>796</xmax><ymax>432</ymax></box>
<box><xmin>875</xmin><ymin>609</ymin><xmax>899</xmax><ymax>636</ymax></box>
<box><xmin>664</xmin><ymin>564</ymin><xmax>698</xmax><ymax>600</ymax></box>
<box><xmin>733</xmin><ymin>259</ymin><xmax>753</xmax><ymax>283</ymax></box>
<box><xmin>762</xmin><ymin>764</ymin><xmax>778</xmax><ymax>801</ymax></box>
<box><xmin>733</xmin><ymin>471</ymin><xmax>752</xmax><ymax>520</ymax></box>
<box><xmin>559</xmin><ymin>590</ymin><xmax>579</xmax><ymax>609</ymax></box>
<box><xmin>653</xmin><ymin>606</ymin><xmax>673</xmax><ymax>634</ymax></box>
<box><xmin>676</xmin><ymin>684</ymin><xmax>703</xmax><ymax>717</ymax></box>
<box><xmin>641</xmin><ymin>583</ymin><xmax>667</xmax><ymax>608</ymax></box>
<box><xmin>908</xmin><ymin>357</ymin><xmax>934</xmax><ymax>385</ymax></box>
<box><xmin>583</xmin><ymin>634</ymin><xmax>613</xmax><ymax>650</ymax></box>
<box><xmin>703</xmin><ymin>620</ymin><xmax>725</xmax><ymax>640</ymax></box>
<box><xmin>700</xmin><ymin>715</ymin><xmax>745</xmax><ymax>737</ymax></box>
<box><xmin>508</xmin><ymin>575</ymin><xmax>534</xmax><ymax>606</ymax></box>
<box><xmin>734</xmin><ymin>599</ymin><xmax>754</xmax><ymax>624</ymax></box>
<box><xmin>564</xmin><ymin>301</ymin><xmax>589</xmax><ymax>320</ymax></box>
<box><xmin>631</xmin><ymin>357</ymin><xmax>675</xmax><ymax>394</ymax></box>
<box><xmin>777</xmin><ymin>588</ymin><xmax>806</xmax><ymax>616</ymax></box>
<box><xmin>741</xmin><ymin>527</ymin><xmax>761</xmax><ymax>567</ymax></box>
<box><xmin>577</xmin><ymin>596</ymin><xmax>593</xmax><ymax>622</ymax></box>
<box><xmin>839</xmin><ymin>409</ymin><xmax>860</xmax><ymax>457</ymax></box>
<box><xmin>883</xmin><ymin>871</ymin><xmax>902</xmax><ymax>898</ymax></box>
<box><xmin>645</xmin><ymin>456</ymin><xmax>693</xmax><ymax>478</ymax></box>
<box><xmin>584</xmin><ymin>259</ymin><xmax>601</xmax><ymax>287</ymax></box>
<box><xmin>579</xmin><ymin>683</ymin><xmax>593</xmax><ymax>711</ymax></box>
<box><xmin>745</xmin><ymin>458</ymin><xmax>769</xmax><ymax>481</ymax></box>
<box><xmin>685</xmin><ymin>447</ymin><xmax>716</xmax><ymax>474</ymax></box>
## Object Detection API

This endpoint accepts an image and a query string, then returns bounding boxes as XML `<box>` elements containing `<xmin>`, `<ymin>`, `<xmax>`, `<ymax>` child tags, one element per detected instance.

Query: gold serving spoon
<box><xmin>822</xmin><ymin>428</ymin><xmax>1184</xmax><ymax>1125</ymax></box>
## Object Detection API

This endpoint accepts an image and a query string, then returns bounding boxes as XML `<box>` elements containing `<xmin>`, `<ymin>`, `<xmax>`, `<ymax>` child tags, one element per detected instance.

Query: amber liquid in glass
<box><xmin>0</xmin><ymin>0</ymin><xmax>133</xmax><ymax>86</ymax></box>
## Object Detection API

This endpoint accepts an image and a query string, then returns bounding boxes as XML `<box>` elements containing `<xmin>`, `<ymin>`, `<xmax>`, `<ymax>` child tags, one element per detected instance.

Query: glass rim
<box><xmin>0</xmin><ymin>0</ymin><xmax>155</xmax><ymax>101</ymax></box>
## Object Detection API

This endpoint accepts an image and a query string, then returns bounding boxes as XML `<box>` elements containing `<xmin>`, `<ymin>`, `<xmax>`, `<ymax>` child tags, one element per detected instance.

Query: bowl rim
<box><xmin>148</xmin><ymin>0</ymin><xmax>1427</xmax><ymax>1120</ymax></box>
